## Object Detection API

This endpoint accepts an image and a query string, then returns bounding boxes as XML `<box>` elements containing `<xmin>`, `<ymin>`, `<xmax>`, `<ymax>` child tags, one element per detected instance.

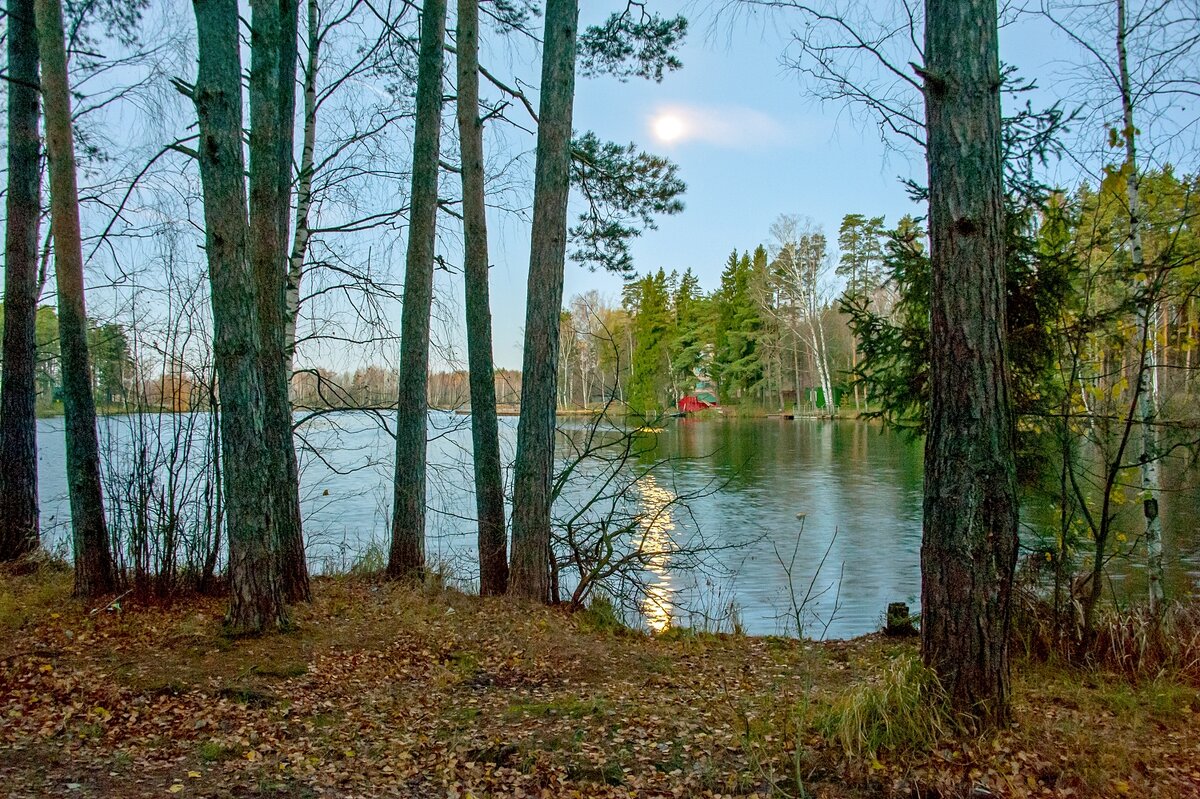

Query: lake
<box><xmin>33</xmin><ymin>412</ymin><xmax>1200</xmax><ymax>638</ymax></box>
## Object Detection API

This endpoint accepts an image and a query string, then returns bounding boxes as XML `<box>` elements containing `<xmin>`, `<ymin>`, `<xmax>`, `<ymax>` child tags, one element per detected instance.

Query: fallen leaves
<box><xmin>2</xmin><ymin>574</ymin><xmax>1199</xmax><ymax>798</ymax></box>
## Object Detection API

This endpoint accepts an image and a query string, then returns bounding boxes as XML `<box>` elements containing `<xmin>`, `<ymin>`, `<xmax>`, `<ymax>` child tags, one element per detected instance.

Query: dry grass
<box><xmin>817</xmin><ymin>653</ymin><xmax>953</xmax><ymax>759</ymax></box>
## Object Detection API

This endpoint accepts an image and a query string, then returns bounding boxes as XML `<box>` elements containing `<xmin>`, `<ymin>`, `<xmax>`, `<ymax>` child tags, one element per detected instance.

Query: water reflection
<box><xmin>32</xmin><ymin>412</ymin><xmax>1200</xmax><ymax>638</ymax></box>
<box><xmin>634</xmin><ymin>473</ymin><xmax>677</xmax><ymax>632</ymax></box>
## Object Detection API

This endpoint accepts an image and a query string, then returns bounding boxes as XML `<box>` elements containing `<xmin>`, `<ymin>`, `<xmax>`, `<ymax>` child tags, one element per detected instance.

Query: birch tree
<box><xmin>1037</xmin><ymin>0</ymin><xmax>1200</xmax><ymax>618</ymax></box>
<box><xmin>770</xmin><ymin>216</ymin><xmax>836</xmax><ymax>413</ymax></box>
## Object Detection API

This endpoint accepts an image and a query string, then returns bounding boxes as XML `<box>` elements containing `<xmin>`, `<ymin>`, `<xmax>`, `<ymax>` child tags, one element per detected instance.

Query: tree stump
<box><xmin>885</xmin><ymin>602</ymin><xmax>917</xmax><ymax>637</ymax></box>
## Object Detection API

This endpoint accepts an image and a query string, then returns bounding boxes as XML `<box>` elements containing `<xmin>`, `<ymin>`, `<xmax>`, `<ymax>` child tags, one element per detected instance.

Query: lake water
<box><xmin>34</xmin><ymin>412</ymin><xmax>1200</xmax><ymax>638</ymax></box>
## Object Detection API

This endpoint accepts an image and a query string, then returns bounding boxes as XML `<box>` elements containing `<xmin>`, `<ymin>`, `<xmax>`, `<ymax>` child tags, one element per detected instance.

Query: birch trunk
<box><xmin>1116</xmin><ymin>0</ymin><xmax>1163</xmax><ymax>615</ymax></box>
<box><xmin>284</xmin><ymin>0</ymin><xmax>320</xmax><ymax>371</ymax></box>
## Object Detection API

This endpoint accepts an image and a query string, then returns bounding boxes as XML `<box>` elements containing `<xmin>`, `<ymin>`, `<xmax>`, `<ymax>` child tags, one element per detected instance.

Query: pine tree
<box><xmin>712</xmin><ymin>251</ymin><xmax>763</xmax><ymax>400</ymax></box>
<box><xmin>628</xmin><ymin>269</ymin><xmax>672</xmax><ymax>413</ymax></box>
<box><xmin>921</xmin><ymin>0</ymin><xmax>1018</xmax><ymax>726</ymax></box>
<box><xmin>0</xmin><ymin>0</ymin><xmax>42</xmax><ymax>561</ymax></box>
<box><xmin>670</xmin><ymin>268</ymin><xmax>707</xmax><ymax>395</ymax></box>
<box><xmin>457</xmin><ymin>0</ymin><xmax>508</xmax><ymax>595</ymax></box>
<box><xmin>37</xmin><ymin>0</ymin><xmax>118</xmax><ymax>596</ymax></box>
<box><xmin>390</xmin><ymin>0</ymin><xmax>447</xmax><ymax>580</ymax></box>
<box><xmin>836</xmin><ymin>213</ymin><xmax>887</xmax><ymax>301</ymax></box>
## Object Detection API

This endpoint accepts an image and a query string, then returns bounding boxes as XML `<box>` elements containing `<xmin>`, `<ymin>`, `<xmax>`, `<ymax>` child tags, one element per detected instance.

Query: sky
<box><xmin>472</xmin><ymin>0</ymin><xmax>1200</xmax><ymax>372</ymax></box>
<box><xmin>15</xmin><ymin>0</ymin><xmax>1189</xmax><ymax>376</ymax></box>
<box><xmin>478</xmin><ymin>3</ymin><xmax>925</xmax><ymax>370</ymax></box>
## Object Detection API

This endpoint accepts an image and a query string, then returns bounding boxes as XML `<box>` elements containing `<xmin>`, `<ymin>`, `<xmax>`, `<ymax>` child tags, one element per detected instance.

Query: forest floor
<box><xmin>2</xmin><ymin>570</ymin><xmax>1199</xmax><ymax>799</ymax></box>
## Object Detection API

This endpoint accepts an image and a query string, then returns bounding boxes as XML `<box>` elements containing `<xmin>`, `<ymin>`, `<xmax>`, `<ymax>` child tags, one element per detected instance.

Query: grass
<box><xmin>574</xmin><ymin>594</ymin><xmax>630</xmax><ymax>634</ymax></box>
<box><xmin>2</xmin><ymin>570</ymin><xmax>1198</xmax><ymax>798</ymax></box>
<box><xmin>816</xmin><ymin>652</ymin><xmax>953</xmax><ymax>758</ymax></box>
<box><xmin>505</xmin><ymin>695</ymin><xmax>610</xmax><ymax>720</ymax></box>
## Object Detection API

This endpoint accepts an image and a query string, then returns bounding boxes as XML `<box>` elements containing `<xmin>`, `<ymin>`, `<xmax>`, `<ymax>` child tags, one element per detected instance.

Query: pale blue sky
<box><xmin>475</xmin><ymin>0</ymin><xmax>1200</xmax><ymax>371</ymax></box>
<box><xmin>482</xmin><ymin>4</ymin><xmax>924</xmax><ymax>369</ymax></box>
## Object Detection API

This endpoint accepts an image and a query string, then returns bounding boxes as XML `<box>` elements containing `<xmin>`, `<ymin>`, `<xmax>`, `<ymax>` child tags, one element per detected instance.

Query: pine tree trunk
<box><xmin>920</xmin><ymin>0</ymin><xmax>1018</xmax><ymax>727</ymax></box>
<box><xmin>457</xmin><ymin>0</ymin><xmax>508</xmax><ymax>596</ymax></box>
<box><xmin>36</xmin><ymin>0</ymin><xmax>118</xmax><ymax>596</ymax></box>
<box><xmin>1116</xmin><ymin>0</ymin><xmax>1163</xmax><ymax>615</ymax></box>
<box><xmin>388</xmin><ymin>0</ymin><xmax>446</xmax><ymax>579</ymax></box>
<box><xmin>509</xmin><ymin>0</ymin><xmax>579</xmax><ymax>602</ymax></box>
<box><xmin>193</xmin><ymin>0</ymin><xmax>287</xmax><ymax>633</ymax></box>
<box><xmin>249</xmin><ymin>0</ymin><xmax>309</xmax><ymax>602</ymax></box>
<box><xmin>0</xmin><ymin>0</ymin><xmax>42</xmax><ymax>562</ymax></box>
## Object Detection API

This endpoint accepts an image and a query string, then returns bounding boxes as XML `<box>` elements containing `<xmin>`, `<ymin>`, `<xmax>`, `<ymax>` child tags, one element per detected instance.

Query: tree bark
<box><xmin>193</xmin><ymin>0</ymin><xmax>287</xmax><ymax>633</ymax></box>
<box><xmin>509</xmin><ymin>0</ymin><xmax>579</xmax><ymax>602</ymax></box>
<box><xmin>249</xmin><ymin>0</ymin><xmax>309</xmax><ymax>602</ymax></box>
<box><xmin>920</xmin><ymin>0</ymin><xmax>1019</xmax><ymax>727</ymax></box>
<box><xmin>36</xmin><ymin>0</ymin><xmax>118</xmax><ymax>596</ymax></box>
<box><xmin>388</xmin><ymin>0</ymin><xmax>446</xmax><ymax>579</ymax></box>
<box><xmin>0</xmin><ymin>0</ymin><xmax>42</xmax><ymax>562</ymax></box>
<box><xmin>284</xmin><ymin>0</ymin><xmax>320</xmax><ymax>370</ymax></box>
<box><xmin>1116</xmin><ymin>0</ymin><xmax>1163</xmax><ymax>616</ymax></box>
<box><xmin>457</xmin><ymin>0</ymin><xmax>508</xmax><ymax>595</ymax></box>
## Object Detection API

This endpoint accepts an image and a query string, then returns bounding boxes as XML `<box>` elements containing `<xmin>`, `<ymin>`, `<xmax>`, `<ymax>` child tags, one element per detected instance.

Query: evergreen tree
<box><xmin>0</xmin><ymin>0</ymin><xmax>42</xmax><ymax>562</ymax></box>
<box><xmin>37</xmin><ymin>0</ymin><xmax>118</xmax><ymax>596</ymax></box>
<box><xmin>712</xmin><ymin>251</ymin><xmax>763</xmax><ymax>399</ymax></box>
<box><xmin>627</xmin><ymin>269</ymin><xmax>672</xmax><ymax>412</ymax></box>
<box><xmin>670</xmin><ymin>268</ymin><xmax>708</xmax><ymax>395</ymax></box>
<box><xmin>836</xmin><ymin>213</ymin><xmax>887</xmax><ymax>301</ymax></box>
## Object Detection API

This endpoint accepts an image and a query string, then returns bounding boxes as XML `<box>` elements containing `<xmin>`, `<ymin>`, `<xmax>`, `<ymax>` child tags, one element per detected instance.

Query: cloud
<box><xmin>647</xmin><ymin>103</ymin><xmax>788</xmax><ymax>149</ymax></box>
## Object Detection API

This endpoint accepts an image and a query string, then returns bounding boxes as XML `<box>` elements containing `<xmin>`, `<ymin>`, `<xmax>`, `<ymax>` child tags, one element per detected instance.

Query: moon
<box><xmin>652</xmin><ymin>113</ymin><xmax>687</xmax><ymax>143</ymax></box>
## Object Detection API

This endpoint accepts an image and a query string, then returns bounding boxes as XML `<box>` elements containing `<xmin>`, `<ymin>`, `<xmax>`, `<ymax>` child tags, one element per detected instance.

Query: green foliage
<box><xmin>569</xmin><ymin>133</ymin><xmax>686</xmax><ymax>275</ymax></box>
<box><xmin>579</xmin><ymin>9</ymin><xmax>686</xmax><ymax>82</ymax></box>
<box><xmin>575</xmin><ymin>594</ymin><xmax>630</xmax><ymax>635</ymax></box>
<box><xmin>844</xmin><ymin>206</ymin><xmax>1070</xmax><ymax>449</ymax></box>
<box><xmin>840</xmin><ymin>216</ymin><xmax>929</xmax><ymax>431</ymax></box>
<box><xmin>626</xmin><ymin>269</ymin><xmax>673</xmax><ymax>412</ymax></box>
<box><xmin>0</xmin><ymin>304</ymin><xmax>132</xmax><ymax>410</ymax></box>
<box><xmin>87</xmin><ymin>322</ymin><xmax>131</xmax><ymax>403</ymax></box>
<box><xmin>712</xmin><ymin>249</ymin><xmax>765</xmax><ymax>400</ymax></box>
<box><xmin>836</xmin><ymin>213</ymin><xmax>887</xmax><ymax>300</ymax></box>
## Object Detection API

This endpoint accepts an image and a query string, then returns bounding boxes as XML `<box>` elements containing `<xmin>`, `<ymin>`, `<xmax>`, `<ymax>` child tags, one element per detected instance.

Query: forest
<box><xmin>2</xmin><ymin>0</ymin><xmax>1200</xmax><ymax>797</ymax></box>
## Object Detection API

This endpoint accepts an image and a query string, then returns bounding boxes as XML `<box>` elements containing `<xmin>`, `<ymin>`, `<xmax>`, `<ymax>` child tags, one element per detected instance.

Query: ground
<box><xmin>2</xmin><ymin>572</ymin><xmax>1198</xmax><ymax>798</ymax></box>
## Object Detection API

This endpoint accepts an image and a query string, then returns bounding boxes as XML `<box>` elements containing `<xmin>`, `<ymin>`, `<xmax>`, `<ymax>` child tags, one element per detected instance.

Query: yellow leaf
<box><xmin>187</xmin><ymin>772</ymin><xmax>200</xmax><ymax>779</ymax></box>
<box><xmin>168</xmin><ymin>785</ymin><xmax>184</xmax><ymax>794</ymax></box>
